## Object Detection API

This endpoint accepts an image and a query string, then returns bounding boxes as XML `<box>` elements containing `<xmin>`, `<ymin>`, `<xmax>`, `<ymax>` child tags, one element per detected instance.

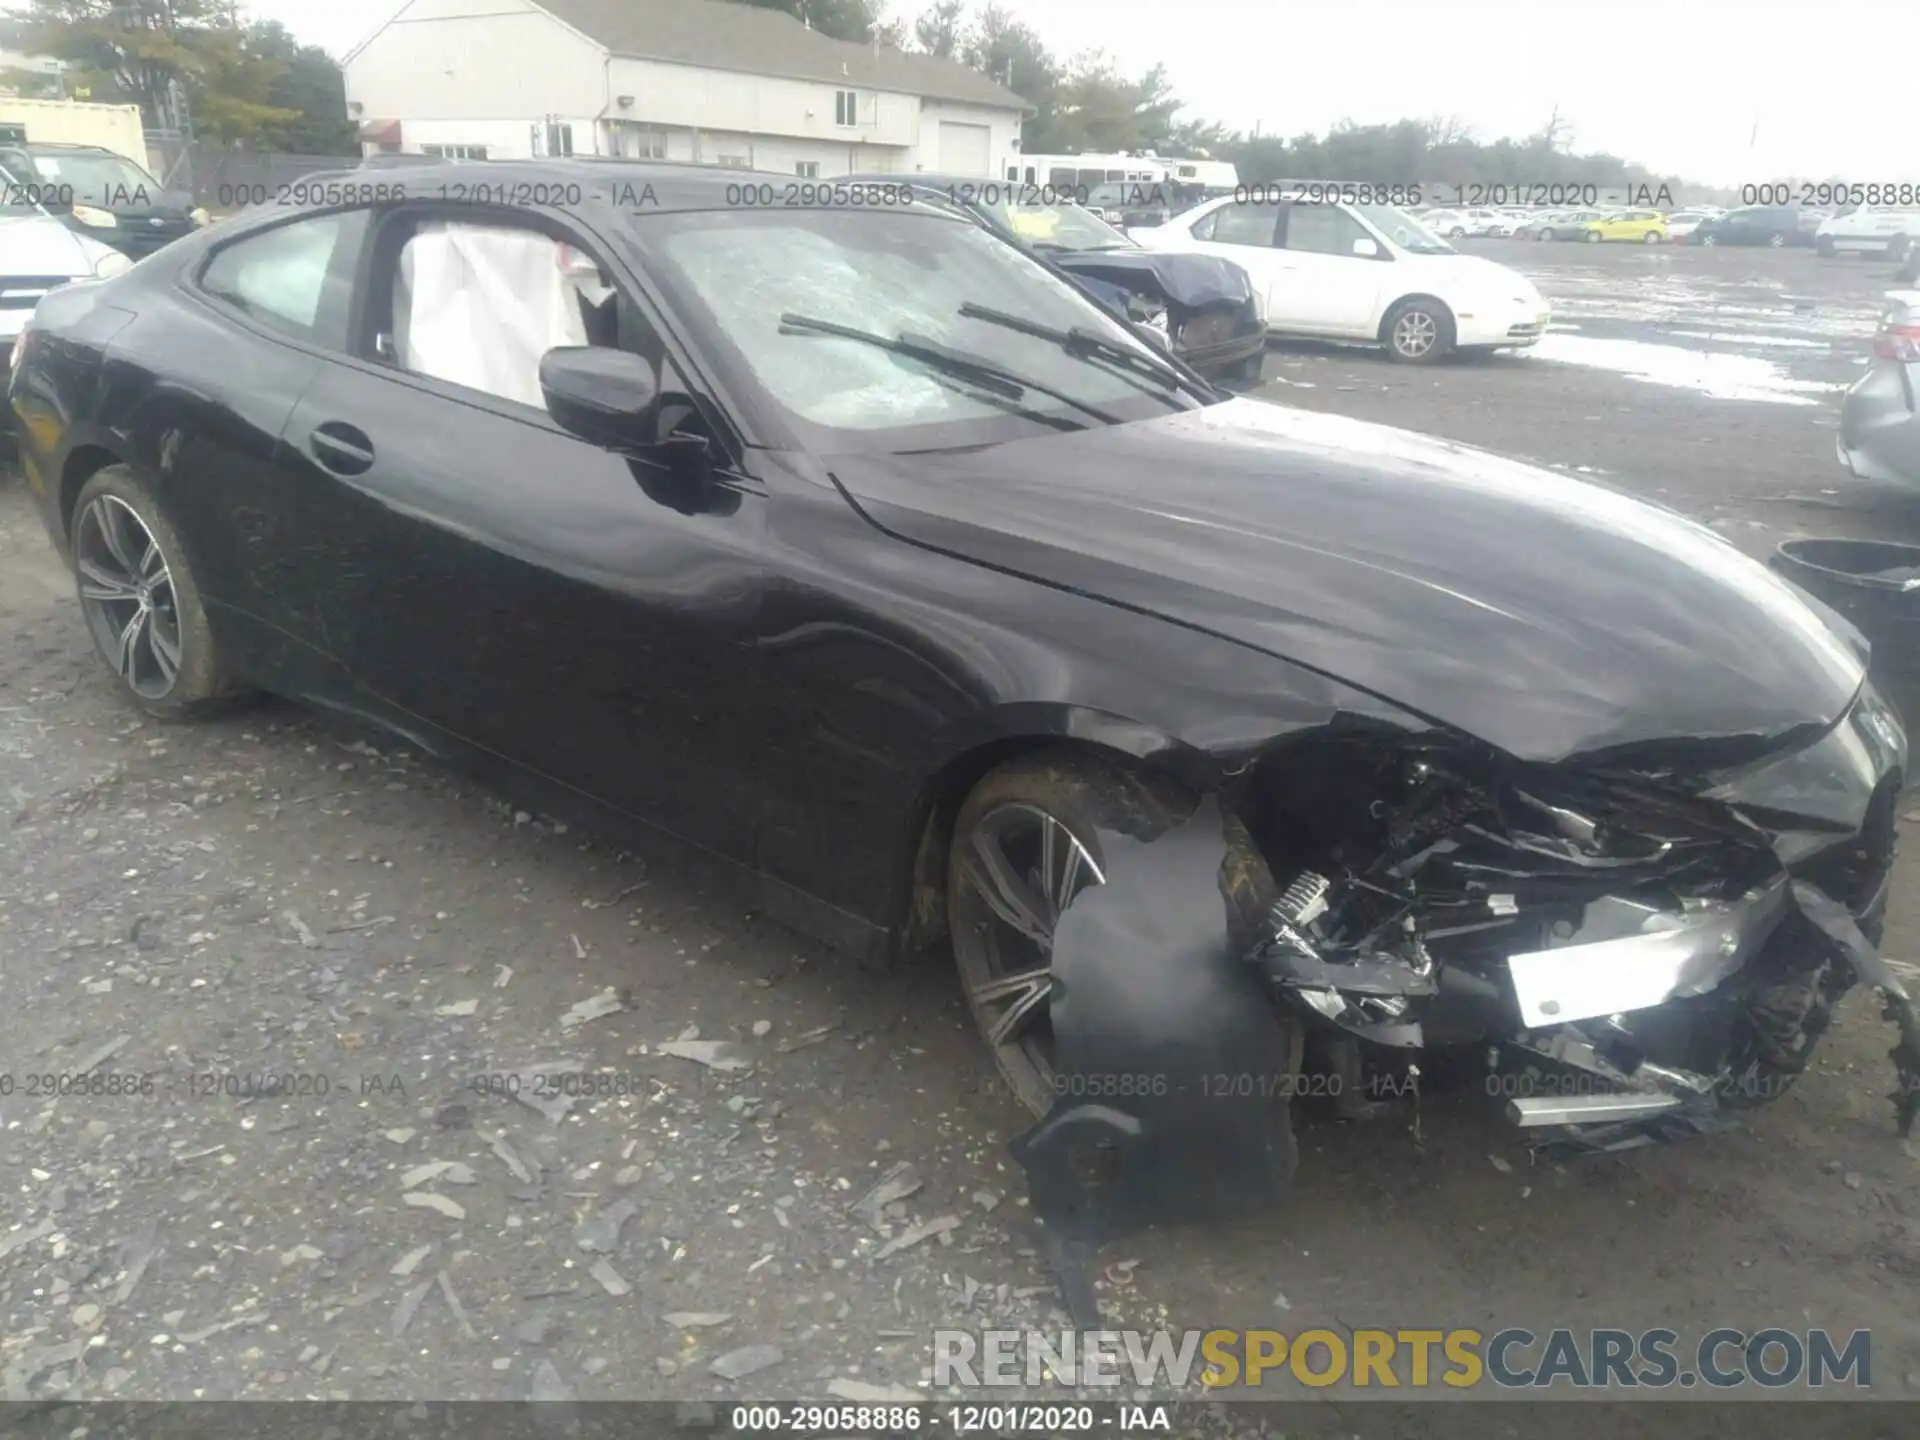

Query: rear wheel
<box><xmin>1768</xmin><ymin>231</ymin><xmax>1787</xmax><ymax>248</ymax></box>
<box><xmin>1700</xmin><ymin>233</ymin><xmax>1718</xmax><ymax>247</ymax></box>
<box><xmin>1643</xmin><ymin>230</ymin><xmax>1662</xmax><ymax>244</ymax></box>
<box><xmin>1816</xmin><ymin>235</ymin><xmax>1837</xmax><ymax>258</ymax></box>
<box><xmin>947</xmin><ymin>750</ymin><xmax>1281</xmax><ymax>1117</ymax></box>
<box><xmin>1585</xmin><ymin>229</ymin><xmax>1601</xmax><ymax>243</ymax></box>
<box><xmin>71</xmin><ymin>466</ymin><xmax>245</xmax><ymax>720</ymax></box>
<box><xmin>1382</xmin><ymin>297</ymin><xmax>1453</xmax><ymax>364</ymax></box>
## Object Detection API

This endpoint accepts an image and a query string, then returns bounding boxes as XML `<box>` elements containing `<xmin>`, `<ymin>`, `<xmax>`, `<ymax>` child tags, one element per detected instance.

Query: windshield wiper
<box><xmin>956</xmin><ymin>301</ymin><xmax>1203</xmax><ymax>400</ymax></box>
<box><xmin>778</xmin><ymin>313</ymin><xmax>1122</xmax><ymax>426</ymax></box>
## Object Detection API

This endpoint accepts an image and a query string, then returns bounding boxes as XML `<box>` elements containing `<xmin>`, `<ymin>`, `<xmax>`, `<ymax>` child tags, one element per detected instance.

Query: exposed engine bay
<box><xmin>1011</xmin><ymin>686</ymin><xmax>1918</xmax><ymax>1325</ymax></box>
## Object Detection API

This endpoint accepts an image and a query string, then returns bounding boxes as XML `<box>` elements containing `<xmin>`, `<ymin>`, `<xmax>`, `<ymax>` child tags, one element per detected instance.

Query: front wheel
<box><xmin>948</xmin><ymin>751</ymin><xmax>1281</xmax><ymax>1117</ymax></box>
<box><xmin>1585</xmin><ymin>229</ymin><xmax>1600</xmax><ymax>243</ymax></box>
<box><xmin>71</xmin><ymin>466</ymin><xmax>247</xmax><ymax>720</ymax></box>
<box><xmin>1382</xmin><ymin>298</ymin><xmax>1453</xmax><ymax>364</ymax></box>
<box><xmin>1643</xmin><ymin>230</ymin><xmax>1662</xmax><ymax>244</ymax></box>
<box><xmin>1701</xmin><ymin>233</ymin><xmax>1718</xmax><ymax>247</ymax></box>
<box><xmin>1768</xmin><ymin>231</ymin><xmax>1787</xmax><ymax>248</ymax></box>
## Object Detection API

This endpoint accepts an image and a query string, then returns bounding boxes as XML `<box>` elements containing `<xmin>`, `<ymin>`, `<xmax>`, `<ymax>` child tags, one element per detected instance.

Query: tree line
<box><xmin>3</xmin><ymin>0</ymin><xmax>356</xmax><ymax>154</ymax></box>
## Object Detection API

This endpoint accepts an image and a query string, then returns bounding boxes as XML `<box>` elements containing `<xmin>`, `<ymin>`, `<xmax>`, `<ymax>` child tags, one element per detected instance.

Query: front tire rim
<box><xmin>953</xmin><ymin>801</ymin><xmax>1106</xmax><ymax>1092</ymax></box>
<box><xmin>76</xmin><ymin>495</ymin><xmax>182</xmax><ymax>701</ymax></box>
<box><xmin>1393</xmin><ymin>309</ymin><xmax>1438</xmax><ymax>357</ymax></box>
<box><xmin>1770</xmin><ymin>233</ymin><xmax>1785</xmax><ymax>247</ymax></box>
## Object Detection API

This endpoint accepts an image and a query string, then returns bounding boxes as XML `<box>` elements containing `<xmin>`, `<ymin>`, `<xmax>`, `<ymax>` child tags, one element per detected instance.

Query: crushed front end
<box><xmin>1238</xmin><ymin>682</ymin><xmax>1909</xmax><ymax>1160</ymax></box>
<box><xmin>1011</xmin><ymin>686</ymin><xmax>1912</xmax><ymax>1324</ymax></box>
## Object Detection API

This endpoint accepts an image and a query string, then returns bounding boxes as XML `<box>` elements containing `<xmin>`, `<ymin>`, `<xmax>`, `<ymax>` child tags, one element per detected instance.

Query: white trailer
<box><xmin>0</xmin><ymin>98</ymin><xmax>149</xmax><ymax>170</ymax></box>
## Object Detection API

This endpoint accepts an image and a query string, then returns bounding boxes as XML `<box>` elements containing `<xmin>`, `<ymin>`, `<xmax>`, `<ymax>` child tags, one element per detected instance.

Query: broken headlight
<box><xmin>1240</xmin><ymin>739</ymin><xmax>1785</xmax><ymax>1047</ymax></box>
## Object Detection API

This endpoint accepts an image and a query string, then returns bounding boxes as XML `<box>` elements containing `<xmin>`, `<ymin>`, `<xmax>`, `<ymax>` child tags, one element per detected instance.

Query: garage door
<box><xmin>938</xmin><ymin>121</ymin><xmax>992</xmax><ymax>178</ymax></box>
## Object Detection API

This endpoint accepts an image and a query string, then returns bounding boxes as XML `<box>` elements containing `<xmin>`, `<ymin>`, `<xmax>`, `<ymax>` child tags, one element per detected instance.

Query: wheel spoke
<box><xmin>970</xmin><ymin>965</ymin><xmax>1052</xmax><ymax>1046</ymax></box>
<box><xmin>138</xmin><ymin>535</ymin><xmax>165</xmax><ymax>581</ymax></box>
<box><xmin>146</xmin><ymin>613</ymin><xmax>182</xmax><ymax>684</ymax></box>
<box><xmin>112</xmin><ymin>608</ymin><xmax>146</xmax><ymax>679</ymax></box>
<box><xmin>960</xmin><ymin>825</ymin><xmax>1056</xmax><ymax>950</ymax></box>
<box><xmin>96</xmin><ymin>501</ymin><xmax>141</xmax><ymax>574</ymax></box>
<box><xmin>77</xmin><ymin>557</ymin><xmax>139</xmax><ymax>602</ymax></box>
<box><xmin>1039</xmin><ymin>813</ymin><xmax>1102</xmax><ymax>916</ymax></box>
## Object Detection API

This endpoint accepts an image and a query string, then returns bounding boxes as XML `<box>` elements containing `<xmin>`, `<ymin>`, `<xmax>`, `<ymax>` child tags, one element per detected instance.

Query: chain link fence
<box><xmin>145</xmin><ymin>136</ymin><xmax>359</xmax><ymax>211</ymax></box>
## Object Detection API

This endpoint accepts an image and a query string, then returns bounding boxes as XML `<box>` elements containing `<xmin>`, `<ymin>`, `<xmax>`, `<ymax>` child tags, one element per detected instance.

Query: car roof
<box><xmin>11</xmin><ymin>141</ymin><xmax>117</xmax><ymax>154</ymax></box>
<box><xmin>277</xmin><ymin>157</ymin><xmax>970</xmax><ymax>218</ymax></box>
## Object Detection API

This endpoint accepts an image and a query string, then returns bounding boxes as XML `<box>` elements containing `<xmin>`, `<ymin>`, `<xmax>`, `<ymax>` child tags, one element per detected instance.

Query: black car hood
<box><xmin>827</xmin><ymin>399</ymin><xmax>1865</xmax><ymax>763</ymax></box>
<box><xmin>1046</xmin><ymin>247</ymin><xmax>1251</xmax><ymax>310</ymax></box>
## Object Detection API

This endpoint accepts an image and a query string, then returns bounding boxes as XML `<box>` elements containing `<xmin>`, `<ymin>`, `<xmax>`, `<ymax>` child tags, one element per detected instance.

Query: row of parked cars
<box><xmin>867</xmin><ymin>180</ymin><xmax>1551</xmax><ymax>369</ymax></box>
<box><xmin>1414</xmin><ymin>200</ymin><xmax>1920</xmax><ymax>254</ymax></box>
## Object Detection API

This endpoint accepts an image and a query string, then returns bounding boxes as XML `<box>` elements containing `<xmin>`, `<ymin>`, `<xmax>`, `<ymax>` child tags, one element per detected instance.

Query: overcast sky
<box><xmin>244</xmin><ymin>0</ymin><xmax>1912</xmax><ymax>186</ymax></box>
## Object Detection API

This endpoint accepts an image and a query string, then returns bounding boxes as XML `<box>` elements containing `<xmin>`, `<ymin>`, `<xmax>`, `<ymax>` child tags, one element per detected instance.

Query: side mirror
<box><xmin>539</xmin><ymin>346</ymin><xmax>660</xmax><ymax>451</ymax></box>
<box><xmin>1351</xmin><ymin>237</ymin><xmax>1381</xmax><ymax>258</ymax></box>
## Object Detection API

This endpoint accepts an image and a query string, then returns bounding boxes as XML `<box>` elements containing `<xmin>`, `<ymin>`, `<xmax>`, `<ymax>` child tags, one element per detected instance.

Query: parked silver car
<box><xmin>1838</xmin><ymin>289</ymin><xmax>1920</xmax><ymax>485</ymax></box>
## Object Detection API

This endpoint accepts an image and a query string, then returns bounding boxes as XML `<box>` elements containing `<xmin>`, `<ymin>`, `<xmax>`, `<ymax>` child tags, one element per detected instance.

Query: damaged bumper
<box><xmin>1012</xmin><ymin>684</ymin><xmax>1910</xmax><ymax>1323</ymax></box>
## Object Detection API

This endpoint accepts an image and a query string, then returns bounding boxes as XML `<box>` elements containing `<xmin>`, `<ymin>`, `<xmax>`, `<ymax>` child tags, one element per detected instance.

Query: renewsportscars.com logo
<box><xmin>932</xmin><ymin>1327</ymin><xmax>1873</xmax><ymax>1390</ymax></box>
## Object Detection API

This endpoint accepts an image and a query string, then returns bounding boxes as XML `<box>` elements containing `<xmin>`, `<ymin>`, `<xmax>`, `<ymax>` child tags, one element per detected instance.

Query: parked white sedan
<box><xmin>1132</xmin><ymin>195</ymin><xmax>1551</xmax><ymax>363</ymax></box>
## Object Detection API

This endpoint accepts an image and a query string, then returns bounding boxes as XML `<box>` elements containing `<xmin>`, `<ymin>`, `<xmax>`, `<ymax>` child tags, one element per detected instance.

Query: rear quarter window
<box><xmin>197</xmin><ymin>211</ymin><xmax>367</xmax><ymax>349</ymax></box>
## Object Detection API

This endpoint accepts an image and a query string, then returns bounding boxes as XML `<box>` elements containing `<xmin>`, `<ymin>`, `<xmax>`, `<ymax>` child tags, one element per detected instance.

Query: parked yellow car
<box><xmin>1579</xmin><ymin>209</ymin><xmax>1669</xmax><ymax>244</ymax></box>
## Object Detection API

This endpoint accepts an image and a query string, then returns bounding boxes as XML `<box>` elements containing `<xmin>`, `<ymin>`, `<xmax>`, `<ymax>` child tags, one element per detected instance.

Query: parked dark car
<box><xmin>1695</xmin><ymin>204</ymin><xmax>1818</xmax><ymax>248</ymax></box>
<box><xmin>1083</xmin><ymin>179</ymin><xmax>1177</xmax><ymax>231</ymax></box>
<box><xmin>11</xmin><ymin>159</ymin><xmax>1915</xmax><ymax>1324</ymax></box>
<box><xmin>849</xmin><ymin>171</ymin><xmax>1266</xmax><ymax>386</ymax></box>
<box><xmin>0</xmin><ymin>141</ymin><xmax>204</xmax><ymax>258</ymax></box>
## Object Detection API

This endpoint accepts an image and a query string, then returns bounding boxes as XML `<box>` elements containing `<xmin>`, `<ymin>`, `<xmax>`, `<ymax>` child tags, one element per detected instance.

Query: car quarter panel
<box><xmin>11</xmin><ymin>273</ymin><xmax>318</xmax><ymax>594</ymax></box>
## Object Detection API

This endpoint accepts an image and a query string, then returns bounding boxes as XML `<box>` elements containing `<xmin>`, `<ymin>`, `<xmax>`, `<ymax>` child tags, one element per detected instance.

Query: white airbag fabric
<box><xmin>395</xmin><ymin>222</ymin><xmax>587</xmax><ymax>409</ymax></box>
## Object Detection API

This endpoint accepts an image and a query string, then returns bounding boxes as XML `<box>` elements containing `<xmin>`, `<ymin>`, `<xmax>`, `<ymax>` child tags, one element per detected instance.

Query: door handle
<box><xmin>307</xmin><ymin>421</ymin><xmax>375</xmax><ymax>477</ymax></box>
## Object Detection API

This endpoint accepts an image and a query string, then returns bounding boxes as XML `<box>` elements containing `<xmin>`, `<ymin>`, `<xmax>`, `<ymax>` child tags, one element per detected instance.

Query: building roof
<box><xmin>536</xmin><ymin>0</ymin><xmax>1029</xmax><ymax>112</ymax></box>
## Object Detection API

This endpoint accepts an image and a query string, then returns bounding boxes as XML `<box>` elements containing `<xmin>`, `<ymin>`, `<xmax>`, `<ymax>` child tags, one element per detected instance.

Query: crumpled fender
<box><xmin>1007</xmin><ymin>795</ymin><xmax>1298</xmax><ymax>1326</ymax></box>
<box><xmin>1790</xmin><ymin>879</ymin><xmax>1920</xmax><ymax>1134</ymax></box>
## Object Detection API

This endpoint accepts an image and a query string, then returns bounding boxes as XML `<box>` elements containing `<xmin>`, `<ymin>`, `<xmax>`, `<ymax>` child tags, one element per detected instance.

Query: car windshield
<box><xmin>22</xmin><ymin>149</ymin><xmax>160</xmax><ymax>203</ymax></box>
<box><xmin>0</xmin><ymin>162</ymin><xmax>41</xmax><ymax>217</ymax></box>
<box><xmin>972</xmin><ymin>191</ymin><xmax>1131</xmax><ymax>252</ymax></box>
<box><xmin>1353</xmin><ymin>203</ymin><xmax>1455</xmax><ymax>254</ymax></box>
<box><xmin>639</xmin><ymin>207</ymin><xmax>1202</xmax><ymax>453</ymax></box>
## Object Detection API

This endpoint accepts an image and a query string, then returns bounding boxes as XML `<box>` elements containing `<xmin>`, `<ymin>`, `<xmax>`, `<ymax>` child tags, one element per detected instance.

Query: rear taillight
<box><xmin>1874</xmin><ymin>323</ymin><xmax>1920</xmax><ymax>362</ymax></box>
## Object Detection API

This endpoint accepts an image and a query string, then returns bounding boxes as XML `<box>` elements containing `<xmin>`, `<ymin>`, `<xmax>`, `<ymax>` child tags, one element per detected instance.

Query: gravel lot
<box><xmin>4</xmin><ymin>237</ymin><xmax>1920</xmax><ymax>1409</ymax></box>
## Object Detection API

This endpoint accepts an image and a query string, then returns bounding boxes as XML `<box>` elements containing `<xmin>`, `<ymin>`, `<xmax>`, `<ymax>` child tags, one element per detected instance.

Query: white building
<box><xmin>343</xmin><ymin>0</ymin><xmax>1030</xmax><ymax>179</ymax></box>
